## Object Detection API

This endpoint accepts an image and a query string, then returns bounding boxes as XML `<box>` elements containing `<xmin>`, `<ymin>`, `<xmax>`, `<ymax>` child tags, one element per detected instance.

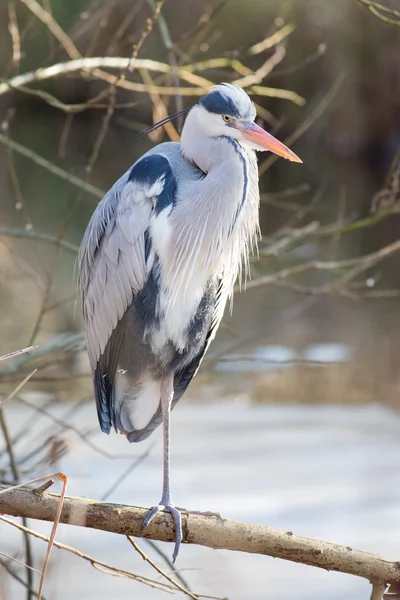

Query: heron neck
<box><xmin>181</xmin><ymin>134</ymin><xmax>245</xmax><ymax>174</ymax></box>
<box><xmin>164</xmin><ymin>133</ymin><xmax>259</xmax><ymax>317</ymax></box>
<box><xmin>175</xmin><ymin>134</ymin><xmax>258</xmax><ymax>263</ymax></box>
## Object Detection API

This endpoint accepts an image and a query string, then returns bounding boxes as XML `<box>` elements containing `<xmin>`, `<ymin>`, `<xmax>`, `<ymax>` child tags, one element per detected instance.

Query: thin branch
<box><xmin>105</xmin><ymin>3</ymin><xmax>143</xmax><ymax>56</ymax></box>
<box><xmin>0</xmin><ymin>57</ymin><xmax>304</xmax><ymax>103</ymax></box>
<box><xmin>244</xmin><ymin>239</ymin><xmax>400</xmax><ymax>292</ymax></box>
<box><xmin>0</xmin><ymin>333</ymin><xmax>85</xmax><ymax>377</ymax></box>
<box><xmin>249</xmin><ymin>84</ymin><xmax>305</xmax><ymax>105</ymax></box>
<box><xmin>0</xmin><ymin>370</ymin><xmax>37</xmax><ymax>410</ymax></box>
<box><xmin>1</xmin><ymin>78</ymin><xmax>121</xmax><ymax>113</ymax></box>
<box><xmin>173</xmin><ymin>0</ymin><xmax>227</xmax><ymax>51</ymax></box>
<box><xmin>0</xmin><ymin>346</ymin><xmax>36</xmax><ymax>363</ymax></box>
<box><xmin>0</xmin><ymin>557</ymin><xmax>45</xmax><ymax>600</ymax></box>
<box><xmin>0</xmin><ymin>552</ymin><xmax>41</xmax><ymax>574</ymax></box>
<box><xmin>0</xmin><ymin>413</ymin><xmax>33</xmax><ymax>600</ymax></box>
<box><xmin>8</xmin><ymin>4</ymin><xmax>21</xmax><ymax>71</ymax></box>
<box><xmin>353</xmin><ymin>0</ymin><xmax>400</xmax><ymax>25</ymax></box>
<box><xmin>145</xmin><ymin>0</ymin><xmax>185</xmax><ymax>125</ymax></box>
<box><xmin>0</xmin><ymin>516</ymin><xmax>187</xmax><ymax>594</ymax></box>
<box><xmin>140</xmin><ymin>68</ymin><xmax>180</xmax><ymax>141</ymax></box>
<box><xmin>100</xmin><ymin>447</ymin><xmax>154</xmax><ymax>501</ymax></box>
<box><xmin>144</xmin><ymin>539</ymin><xmax>193</xmax><ymax>594</ymax></box>
<box><xmin>0</xmin><ymin>133</ymin><xmax>104</xmax><ymax>198</ymax></box>
<box><xmin>10</xmin><ymin>395</ymin><xmax>134</xmax><ymax>461</ymax></box>
<box><xmin>233</xmin><ymin>45</ymin><xmax>286</xmax><ymax>88</ymax></box>
<box><xmin>19</xmin><ymin>0</ymin><xmax>81</xmax><ymax>59</ymax></box>
<box><xmin>0</xmin><ymin>228</ymin><xmax>79</xmax><ymax>254</ymax></box>
<box><xmin>268</xmin><ymin>43</ymin><xmax>327</xmax><ymax>79</ymax></box>
<box><xmin>259</xmin><ymin>72</ymin><xmax>345</xmax><ymax>175</ymax></box>
<box><xmin>127</xmin><ymin>537</ymin><xmax>200</xmax><ymax>600</ymax></box>
<box><xmin>247</xmin><ymin>23</ymin><xmax>295</xmax><ymax>55</ymax></box>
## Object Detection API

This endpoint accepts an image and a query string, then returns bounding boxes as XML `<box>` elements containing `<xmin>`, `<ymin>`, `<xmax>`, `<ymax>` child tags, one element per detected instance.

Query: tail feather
<box><xmin>94</xmin><ymin>365</ymin><xmax>114</xmax><ymax>434</ymax></box>
<box><xmin>114</xmin><ymin>372</ymin><xmax>161</xmax><ymax>441</ymax></box>
<box><xmin>126</xmin><ymin>393</ymin><xmax>182</xmax><ymax>442</ymax></box>
<box><xmin>94</xmin><ymin>360</ymin><xmax>189</xmax><ymax>444</ymax></box>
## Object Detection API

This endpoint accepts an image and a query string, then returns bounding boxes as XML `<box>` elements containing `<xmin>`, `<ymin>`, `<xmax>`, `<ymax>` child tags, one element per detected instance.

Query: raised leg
<box><xmin>142</xmin><ymin>372</ymin><xmax>183</xmax><ymax>562</ymax></box>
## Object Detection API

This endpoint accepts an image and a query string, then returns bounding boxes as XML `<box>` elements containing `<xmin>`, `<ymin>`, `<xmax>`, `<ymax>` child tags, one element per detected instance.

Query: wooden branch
<box><xmin>0</xmin><ymin>484</ymin><xmax>399</xmax><ymax>588</ymax></box>
<box><xmin>0</xmin><ymin>134</ymin><xmax>104</xmax><ymax>199</ymax></box>
<box><xmin>0</xmin><ymin>57</ymin><xmax>305</xmax><ymax>104</ymax></box>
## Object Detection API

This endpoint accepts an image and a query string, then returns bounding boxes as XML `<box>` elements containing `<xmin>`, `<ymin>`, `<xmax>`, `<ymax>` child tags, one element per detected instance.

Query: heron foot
<box><xmin>142</xmin><ymin>502</ymin><xmax>183</xmax><ymax>563</ymax></box>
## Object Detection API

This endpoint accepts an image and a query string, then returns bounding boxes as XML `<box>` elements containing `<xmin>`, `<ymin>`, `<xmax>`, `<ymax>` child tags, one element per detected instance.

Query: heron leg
<box><xmin>142</xmin><ymin>372</ymin><xmax>182</xmax><ymax>562</ymax></box>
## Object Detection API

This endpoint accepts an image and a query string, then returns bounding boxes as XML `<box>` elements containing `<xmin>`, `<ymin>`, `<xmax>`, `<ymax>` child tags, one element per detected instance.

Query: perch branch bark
<box><xmin>0</xmin><ymin>484</ymin><xmax>399</xmax><ymax>587</ymax></box>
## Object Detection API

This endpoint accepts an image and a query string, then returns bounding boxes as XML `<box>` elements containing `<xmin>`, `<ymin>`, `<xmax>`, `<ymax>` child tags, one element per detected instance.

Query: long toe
<box><xmin>142</xmin><ymin>503</ymin><xmax>183</xmax><ymax>562</ymax></box>
<box><xmin>142</xmin><ymin>504</ymin><xmax>162</xmax><ymax>531</ymax></box>
<box><xmin>164</xmin><ymin>504</ymin><xmax>183</xmax><ymax>563</ymax></box>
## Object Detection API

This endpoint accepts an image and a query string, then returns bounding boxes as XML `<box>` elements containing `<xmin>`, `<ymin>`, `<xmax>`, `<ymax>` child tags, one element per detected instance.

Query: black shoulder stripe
<box><xmin>128</xmin><ymin>154</ymin><xmax>177</xmax><ymax>215</ymax></box>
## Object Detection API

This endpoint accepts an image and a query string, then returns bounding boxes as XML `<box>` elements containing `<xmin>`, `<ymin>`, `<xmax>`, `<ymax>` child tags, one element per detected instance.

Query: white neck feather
<box><xmin>170</xmin><ymin>125</ymin><xmax>260</xmax><ymax>300</ymax></box>
<box><xmin>149</xmin><ymin>107</ymin><xmax>261</xmax><ymax>350</ymax></box>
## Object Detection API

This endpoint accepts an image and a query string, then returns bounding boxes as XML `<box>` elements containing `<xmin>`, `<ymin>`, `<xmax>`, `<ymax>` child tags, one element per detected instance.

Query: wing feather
<box><xmin>78</xmin><ymin>153</ymin><xmax>177</xmax><ymax>433</ymax></box>
<box><xmin>79</xmin><ymin>174</ymin><xmax>155</xmax><ymax>371</ymax></box>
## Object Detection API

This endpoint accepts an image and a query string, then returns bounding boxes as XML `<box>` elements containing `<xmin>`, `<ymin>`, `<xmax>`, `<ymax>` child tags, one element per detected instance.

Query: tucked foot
<box><xmin>142</xmin><ymin>502</ymin><xmax>183</xmax><ymax>563</ymax></box>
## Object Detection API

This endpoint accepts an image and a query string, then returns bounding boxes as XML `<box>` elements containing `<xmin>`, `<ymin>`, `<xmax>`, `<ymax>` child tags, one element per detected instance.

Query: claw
<box><xmin>142</xmin><ymin>503</ymin><xmax>183</xmax><ymax>563</ymax></box>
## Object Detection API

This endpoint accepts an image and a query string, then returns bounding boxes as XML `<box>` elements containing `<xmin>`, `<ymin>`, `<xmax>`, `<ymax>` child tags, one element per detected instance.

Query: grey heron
<box><xmin>78</xmin><ymin>83</ymin><xmax>301</xmax><ymax>561</ymax></box>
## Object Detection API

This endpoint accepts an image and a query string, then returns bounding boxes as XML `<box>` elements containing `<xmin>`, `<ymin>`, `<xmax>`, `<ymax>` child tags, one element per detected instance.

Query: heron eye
<box><xmin>222</xmin><ymin>114</ymin><xmax>231</xmax><ymax>123</ymax></box>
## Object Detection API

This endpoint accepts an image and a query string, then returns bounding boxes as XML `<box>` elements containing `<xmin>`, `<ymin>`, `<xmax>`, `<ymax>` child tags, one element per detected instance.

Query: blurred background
<box><xmin>1</xmin><ymin>0</ymin><xmax>400</xmax><ymax>599</ymax></box>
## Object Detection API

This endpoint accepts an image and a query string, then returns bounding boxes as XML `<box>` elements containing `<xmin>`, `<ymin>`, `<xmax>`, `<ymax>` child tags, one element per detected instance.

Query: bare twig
<box><xmin>248</xmin><ymin>23</ymin><xmax>295</xmax><ymax>55</ymax></box>
<box><xmin>0</xmin><ymin>473</ymin><xmax>68</xmax><ymax>600</ymax></box>
<box><xmin>0</xmin><ymin>133</ymin><xmax>103</xmax><ymax>198</ymax></box>
<box><xmin>0</xmin><ymin>228</ymin><xmax>79</xmax><ymax>254</ymax></box>
<box><xmin>19</xmin><ymin>0</ymin><xmax>81</xmax><ymax>59</ymax></box>
<box><xmin>174</xmin><ymin>0</ymin><xmax>227</xmax><ymax>51</ymax></box>
<box><xmin>0</xmin><ymin>370</ymin><xmax>37</xmax><ymax>410</ymax></box>
<box><xmin>0</xmin><ymin>516</ymin><xmax>185</xmax><ymax>594</ymax></box>
<box><xmin>243</xmin><ymin>239</ymin><xmax>400</xmax><ymax>294</ymax></box>
<box><xmin>0</xmin><ymin>57</ymin><xmax>304</xmax><ymax>103</ymax></box>
<box><xmin>268</xmin><ymin>43</ymin><xmax>327</xmax><ymax>79</ymax></box>
<box><xmin>0</xmin><ymin>346</ymin><xmax>36</xmax><ymax>363</ymax></box>
<box><xmin>106</xmin><ymin>3</ymin><xmax>143</xmax><ymax>56</ymax></box>
<box><xmin>0</xmin><ymin>552</ymin><xmax>41</xmax><ymax>574</ymax></box>
<box><xmin>0</xmin><ymin>557</ymin><xmax>45</xmax><ymax>600</ymax></box>
<box><xmin>100</xmin><ymin>447</ymin><xmax>154</xmax><ymax>501</ymax></box>
<box><xmin>140</xmin><ymin>68</ymin><xmax>180</xmax><ymax>141</ymax></box>
<box><xmin>145</xmin><ymin>539</ymin><xmax>194</xmax><ymax>593</ymax></box>
<box><xmin>35</xmin><ymin>480</ymin><xmax>55</xmax><ymax>495</ymax></box>
<box><xmin>8</xmin><ymin>3</ymin><xmax>21</xmax><ymax>71</ymax></box>
<box><xmin>10</xmin><ymin>394</ymin><xmax>134</xmax><ymax>461</ymax></box>
<box><xmin>259</xmin><ymin>73</ymin><xmax>345</xmax><ymax>175</ymax></box>
<box><xmin>0</xmin><ymin>411</ymin><xmax>33</xmax><ymax>600</ymax></box>
<box><xmin>127</xmin><ymin>536</ymin><xmax>200</xmax><ymax>600</ymax></box>
<box><xmin>234</xmin><ymin>45</ymin><xmax>286</xmax><ymax>88</ymax></box>
<box><xmin>353</xmin><ymin>0</ymin><xmax>400</xmax><ymax>25</ymax></box>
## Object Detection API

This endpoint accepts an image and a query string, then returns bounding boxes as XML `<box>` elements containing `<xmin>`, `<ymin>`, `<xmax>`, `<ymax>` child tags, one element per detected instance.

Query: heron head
<box><xmin>192</xmin><ymin>83</ymin><xmax>302</xmax><ymax>163</ymax></box>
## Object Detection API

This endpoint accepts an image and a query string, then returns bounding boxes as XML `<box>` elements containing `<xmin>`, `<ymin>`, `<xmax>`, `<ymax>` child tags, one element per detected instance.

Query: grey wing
<box><xmin>78</xmin><ymin>174</ymin><xmax>151</xmax><ymax>373</ymax></box>
<box><xmin>78</xmin><ymin>155</ymin><xmax>173</xmax><ymax>433</ymax></box>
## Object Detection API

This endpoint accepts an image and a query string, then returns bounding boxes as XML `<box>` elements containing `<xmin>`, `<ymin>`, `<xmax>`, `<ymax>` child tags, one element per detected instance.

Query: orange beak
<box><xmin>238</xmin><ymin>121</ymin><xmax>302</xmax><ymax>163</ymax></box>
